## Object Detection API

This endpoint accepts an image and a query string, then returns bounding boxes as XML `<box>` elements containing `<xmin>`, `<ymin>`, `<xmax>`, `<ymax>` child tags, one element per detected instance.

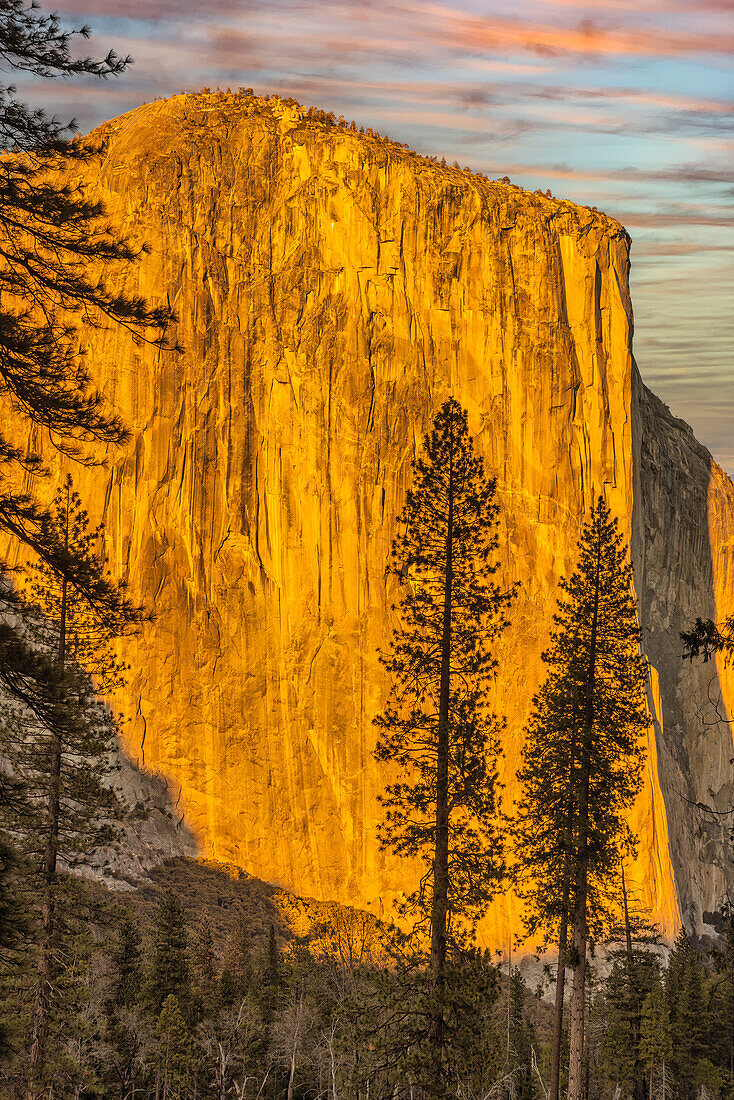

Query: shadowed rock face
<box><xmin>6</xmin><ymin>91</ymin><xmax>733</xmax><ymax>943</ymax></box>
<box><xmin>631</xmin><ymin>380</ymin><xmax>734</xmax><ymax>936</ymax></box>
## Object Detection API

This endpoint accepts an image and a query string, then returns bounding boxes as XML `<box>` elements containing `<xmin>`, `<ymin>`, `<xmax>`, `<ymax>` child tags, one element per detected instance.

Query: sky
<box><xmin>19</xmin><ymin>0</ymin><xmax>734</xmax><ymax>472</ymax></box>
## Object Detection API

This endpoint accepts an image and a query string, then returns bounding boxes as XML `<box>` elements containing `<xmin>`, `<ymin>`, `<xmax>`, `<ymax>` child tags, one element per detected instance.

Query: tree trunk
<box><xmin>288</xmin><ymin>995</ymin><xmax>302</xmax><ymax>1100</ymax></box>
<box><xmin>549</xmin><ymin>903</ymin><xmax>569</xmax><ymax>1100</ymax></box>
<box><xmin>287</xmin><ymin>1052</ymin><xmax>297</xmax><ymax>1100</ymax></box>
<box><xmin>429</xmin><ymin>422</ymin><xmax>454</xmax><ymax>1088</ymax></box>
<box><xmin>621</xmin><ymin>860</ymin><xmax>645</xmax><ymax>1100</ymax></box>
<box><xmin>549</xmin><ymin>714</ymin><xmax>583</xmax><ymax>1100</ymax></box>
<box><xmin>567</xmin><ymin>529</ymin><xmax>602</xmax><ymax>1100</ymax></box>
<box><xmin>568</xmin><ymin>862</ymin><xmax>588</xmax><ymax>1100</ymax></box>
<box><xmin>28</xmin><ymin>500</ymin><xmax>69</xmax><ymax>1095</ymax></box>
<box><xmin>621</xmin><ymin>860</ymin><xmax>633</xmax><ymax>960</ymax></box>
<box><xmin>27</xmin><ymin>727</ymin><xmax>61</xmax><ymax>1092</ymax></box>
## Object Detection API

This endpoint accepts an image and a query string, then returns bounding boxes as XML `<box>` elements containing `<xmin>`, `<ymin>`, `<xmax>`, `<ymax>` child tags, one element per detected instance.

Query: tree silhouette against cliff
<box><xmin>374</xmin><ymin>398</ymin><xmax>515</xmax><ymax>1093</ymax></box>
<box><xmin>0</xmin><ymin>0</ymin><xmax>173</xmax><ymax>554</ymax></box>
<box><xmin>4</xmin><ymin>476</ymin><xmax>145</xmax><ymax>1090</ymax></box>
<box><xmin>0</xmin><ymin>0</ymin><xmax>170</xmax><ymax>851</ymax></box>
<box><xmin>0</xmin><ymin>5</ymin><xmax>171</xmax><ymax>1085</ymax></box>
<box><xmin>514</xmin><ymin>498</ymin><xmax>648</xmax><ymax>1100</ymax></box>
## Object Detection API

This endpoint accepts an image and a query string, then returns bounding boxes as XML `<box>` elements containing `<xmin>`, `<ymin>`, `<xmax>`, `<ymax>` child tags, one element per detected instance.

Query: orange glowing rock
<box><xmin>5</xmin><ymin>91</ymin><xmax>734</xmax><ymax>945</ymax></box>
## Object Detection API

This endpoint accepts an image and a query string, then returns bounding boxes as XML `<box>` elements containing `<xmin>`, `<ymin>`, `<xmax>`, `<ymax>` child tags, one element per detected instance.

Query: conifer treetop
<box><xmin>515</xmin><ymin>496</ymin><xmax>650</xmax><ymax>947</ymax></box>
<box><xmin>375</xmin><ymin>397</ymin><xmax>514</xmax><ymax>954</ymax></box>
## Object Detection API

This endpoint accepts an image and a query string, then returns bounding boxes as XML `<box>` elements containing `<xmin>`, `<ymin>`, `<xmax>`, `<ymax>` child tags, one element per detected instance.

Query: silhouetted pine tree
<box><xmin>0</xmin><ymin>9</ymin><xmax>172</xmax><ymax>1082</ymax></box>
<box><xmin>515</xmin><ymin>498</ymin><xmax>649</xmax><ymax>1100</ymax></box>
<box><xmin>374</xmin><ymin>398</ymin><xmax>514</xmax><ymax>1094</ymax></box>
<box><xmin>0</xmin><ymin>0</ymin><xmax>173</xmax><ymax>588</ymax></box>
<box><xmin>507</xmin><ymin>967</ymin><xmax>539</xmax><ymax>1100</ymax></box>
<box><xmin>23</xmin><ymin>476</ymin><xmax>135</xmax><ymax>691</ymax></box>
<box><xmin>1</xmin><ymin>476</ymin><xmax>146</xmax><ymax>1086</ymax></box>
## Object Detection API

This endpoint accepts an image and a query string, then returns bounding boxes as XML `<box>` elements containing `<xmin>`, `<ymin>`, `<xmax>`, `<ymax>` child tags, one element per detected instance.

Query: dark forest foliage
<box><xmin>0</xmin><ymin>860</ymin><xmax>732</xmax><ymax>1100</ymax></box>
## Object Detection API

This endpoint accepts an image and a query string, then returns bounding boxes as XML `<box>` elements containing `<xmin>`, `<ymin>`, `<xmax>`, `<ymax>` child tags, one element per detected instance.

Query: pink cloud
<box><xmin>54</xmin><ymin>0</ymin><xmax>734</xmax><ymax>60</ymax></box>
<box><xmin>442</xmin><ymin>9</ymin><xmax>734</xmax><ymax>58</ymax></box>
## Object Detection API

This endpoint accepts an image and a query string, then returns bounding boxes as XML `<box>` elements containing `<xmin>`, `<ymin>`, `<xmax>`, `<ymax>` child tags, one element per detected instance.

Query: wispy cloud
<box><xmin>30</xmin><ymin>0</ymin><xmax>734</xmax><ymax>472</ymax></box>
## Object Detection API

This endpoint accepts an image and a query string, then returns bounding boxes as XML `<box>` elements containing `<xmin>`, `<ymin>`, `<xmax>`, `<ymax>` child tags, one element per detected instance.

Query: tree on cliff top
<box><xmin>514</xmin><ymin>498</ymin><xmax>649</xmax><ymax>1100</ymax></box>
<box><xmin>374</xmin><ymin>397</ymin><xmax>515</xmax><ymax>1094</ymax></box>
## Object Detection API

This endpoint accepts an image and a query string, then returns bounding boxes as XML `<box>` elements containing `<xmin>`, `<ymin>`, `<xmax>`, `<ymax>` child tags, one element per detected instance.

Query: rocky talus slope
<box><xmin>5</xmin><ymin>91</ymin><xmax>734</xmax><ymax>944</ymax></box>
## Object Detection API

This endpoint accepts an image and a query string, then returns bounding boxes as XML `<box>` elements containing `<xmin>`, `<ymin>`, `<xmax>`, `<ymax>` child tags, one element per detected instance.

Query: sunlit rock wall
<box><xmin>8</xmin><ymin>91</ymin><xmax>734</xmax><ymax>943</ymax></box>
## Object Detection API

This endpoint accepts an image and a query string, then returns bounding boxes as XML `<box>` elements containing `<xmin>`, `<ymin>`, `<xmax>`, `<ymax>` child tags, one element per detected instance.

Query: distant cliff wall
<box><xmin>6</xmin><ymin>91</ymin><xmax>734</xmax><ymax>943</ymax></box>
<box><xmin>632</xmin><ymin>377</ymin><xmax>734</xmax><ymax>935</ymax></box>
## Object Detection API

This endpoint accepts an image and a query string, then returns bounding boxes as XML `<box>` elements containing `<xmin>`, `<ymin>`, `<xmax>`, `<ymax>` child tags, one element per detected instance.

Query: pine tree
<box><xmin>600</xmin><ymin>860</ymin><xmax>662</xmax><ymax>1100</ymax></box>
<box><xmin>0</xmin><ymin>826</ymin><xmax>28</xmax><ymax>1054</ymax></box>
<box><xmin>708</xmin><ymin>902</ymin><xmax>734</xmax><ymax>1084</ymax></box>
<box><xmin>0</xmin><ymin>6</ymin><xmax>172</xmax><ymax>1077</ymax></box>
<box><xmin>192</xmin><ymin>915</ymin><xmax>218</xmax><ymax>1021</ymax></box>
<box><xmin>23</xmin><ymin>476</ymin><xmax>135</xmax><ymax>692</ymax></box>
<box><xmin>374</xmin><ymin>398</ymin><xmax>514</xmax><ymax>1093</ymax></box>
<box><xmin>515</xmin><ymin>498</ymin><xmax>649</xmax><ymax>1100</ymax></box>
<box><xmin>0</xmin><ymin>0</ymin><xmax>172</xmax><ymax>601</ymax></box>
<box><xmin>506</xmin><ymin>967</ymin><xmax>538</xmax><ymax>1100</ymax></box>
<box><xmin>156</xmin><ymin>994</ymin><xmax>197</xmax><ymax>1100</ymax></box>
<box><xmin>110</xmin><ymin>910</ymin><xmax>143</xmax><ymax>1010</ymax></box>
<box><xmin>665</xmin><ymin>929</ymin><xmax>705</xmax><ymax>1097</ymax></box>
<box><xmin>149</xmin><ymin>890</ymin><xmax>190</xmax><ymax>1016</ymax></box>
<box><xmin>1</xmin><ymin>475</ymin><xmax>146</xmax><ymax>1088</ymax></box>
<box><xmin>602</xmin><ymin>951</ymin><xmax>661</xmax><ymax>1100</ymax></box>
<box><xmin>639</xmin><ymin>983</ymin><xmax>672</xmax><ymax>1100</ymax></box>
<box><xmin>101</xmin><ymin>909</ymin><xmax>145</xmax><ymax>1100</ymax></box>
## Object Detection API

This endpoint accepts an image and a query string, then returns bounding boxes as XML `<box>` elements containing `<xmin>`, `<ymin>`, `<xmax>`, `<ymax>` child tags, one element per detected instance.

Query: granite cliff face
<box><xmin>8</xmin><ymin>91</ymin><xmax>734</xmax><ymax>943</ymax></box>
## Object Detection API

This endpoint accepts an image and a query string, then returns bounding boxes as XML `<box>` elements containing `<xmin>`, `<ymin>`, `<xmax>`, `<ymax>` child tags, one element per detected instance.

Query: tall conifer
<box><xmin>665</xmin><ymin>928</ymin><xmax>705</xmax><ymax>1096</ymax></box>
<box><xmin>149</xmin><ymin>890</ymin><xmax>190</xmax><ymax>1017</ymax></box>
<box><xmin>0</xmin><ymin>0</ymin><xmax>173</xmax><ymax>605</ymax></box>
<box><xmin>374</xmin><ymin>398</ymin><xmax>514</xmax><ymax>1092</ymax></box>
<box><xmin>515</xmin><ymin>498</ymin><xmax>649</xmax><ymax>1100</ymax></box>
<box><xmin>639</xmin><ymin>983</ymin><xmax>672</xmax><ymax>1100</ymax></box>
<box><xmin>0</xmin><ymin>8</ymin><xmax>172</xmax><ymax>1064</ymax></box>
<box><xmin>2</xmin><ymin>475</ymin><xmax>145</xmax><ymax>1089</ymax></box>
